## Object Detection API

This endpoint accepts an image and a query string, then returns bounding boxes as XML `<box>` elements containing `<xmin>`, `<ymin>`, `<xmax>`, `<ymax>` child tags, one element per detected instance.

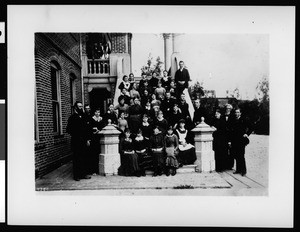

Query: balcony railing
<box><xmin>87</xmin><ymin>59</ymin><xmax>110</xmax><ymax>75</ymax></box>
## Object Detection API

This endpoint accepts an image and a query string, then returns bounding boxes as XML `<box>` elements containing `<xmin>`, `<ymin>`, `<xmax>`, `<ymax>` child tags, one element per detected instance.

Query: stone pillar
<box><xmin>191</xmin><ymin>117</ymin><xmax>216</xmax><ymax>172</ymax></box>
<box><xmin>98</xmin><ymin>120</ymin><xmax>121</xmax><ymax>176</ymax></box>
<box><xmin>163</xmin><ymin>33</ymin><xmax>173</xmax><ymax>71</ymax></box>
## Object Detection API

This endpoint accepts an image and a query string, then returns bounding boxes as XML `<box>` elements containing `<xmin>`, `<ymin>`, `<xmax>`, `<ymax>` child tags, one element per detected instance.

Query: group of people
<box><xmin>67</xmin><ymin>60</ymin><xmax>252</xmax><ymax>181</ymax></box>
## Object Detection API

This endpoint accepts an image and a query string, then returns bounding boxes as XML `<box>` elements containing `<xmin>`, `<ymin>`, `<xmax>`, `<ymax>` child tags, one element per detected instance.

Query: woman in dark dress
<box><xmin>164</xmin><ymin>126</ymin><xmax>179</xmax><ymax>176</ymax></box>
<box><xmin>115</xmin><ymin>95</ymin><xmax>129</xmax><ymax>118</ymax></box>
<box><xmin>175</xmin><ymin>119</ymin><xmax>197</xmax><ymax>165</ymax></box>
<box><xmin>161</xmin><ymin>70</ymin><xmax>171</xmax><ymax>89</ymax></box>
<box><xmin>90</xmin><ymin>108</ymin><xmax>105</xmax><ymax>175</ymax></box>
<box><xmin>128</xmin><ymin>97</ymin><xmax>143</xmax><ymax>136</ymax></box>
<box><xmin>134</xmin><ymin>129</ymin><xmax>153</xmax><ymax>176</ymax></box>
<box><xmin>118</xmin><ymin>75</ymin><xmax>132</xmax><ymax>91</ymax></box>
<box><xmin>119</xmin><ymin>128</ymin><xmax>140</xmax><ymax>177</ymax></box>
<box><xmin>150</xmin><ymin>126</ymin><xmax>166</xmax><ymax>176</ymax></box>
<box><xmin>143</xmin><ymin>101</ymin><xmax>153</xmax><ymax>122</ymax></box>
<box><xmin>154</xmin><ymin>110</ymin><xmax>168</xmax><ymax>135</ymax></box>
<box><xmin>139</xmin><ymin>72</ymin><xmax>148</xmax><ymax>91</ymax></box>
<box><xmin>140</xmin><ymin>89</ymin><xmax>151</xmax><ymax>107</ymax></box>
<box><xmin>169</xmin><ymin>104</ymin><xmax>183</xmax><ymax>129</ymax></box>
<box><xmin>103</xmin><ymin>104</ymin><xmax>118</xmax><ymax>126</ymax></box>
<box><xmin>211</xmin><ymin>109</ymin><xmax>228</xmax><ymax>172</ymax></box>
<box><xmin>141</xmin><ymin>114</ymin><xmax>153</xmax><ymax>141</ymax></box>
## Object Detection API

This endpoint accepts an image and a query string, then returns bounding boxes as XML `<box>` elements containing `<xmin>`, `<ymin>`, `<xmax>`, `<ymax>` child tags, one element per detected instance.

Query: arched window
<box><xmin>50</xmin><ymin>61</ymin><xmax>62</xmax><ymax>134</ymax></box>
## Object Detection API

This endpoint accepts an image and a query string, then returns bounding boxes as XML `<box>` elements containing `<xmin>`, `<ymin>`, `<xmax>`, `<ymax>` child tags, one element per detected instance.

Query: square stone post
<box><xmin>98</xmin><ymin>120</ymin><xmax>121</xmax><ymax>176</ymax></box>
<box><xmin>191</xmin><ymin>117</ymin><xmax>216</xmax><ymax>172</ymax></box>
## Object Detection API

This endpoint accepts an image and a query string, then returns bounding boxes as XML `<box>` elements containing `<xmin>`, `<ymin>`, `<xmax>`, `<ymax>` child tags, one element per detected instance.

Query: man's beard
<box><xmin>77</xmin><ymin>108</ymin><xmax>84</xmax><ymax>115</ymax></box>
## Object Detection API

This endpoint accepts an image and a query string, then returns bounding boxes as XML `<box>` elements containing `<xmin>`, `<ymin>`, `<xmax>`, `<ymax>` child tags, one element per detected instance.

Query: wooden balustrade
<box><xmin>87</xmin><ymin>59</ymin><xmax>110</xmax><ymax>75</ymax></box>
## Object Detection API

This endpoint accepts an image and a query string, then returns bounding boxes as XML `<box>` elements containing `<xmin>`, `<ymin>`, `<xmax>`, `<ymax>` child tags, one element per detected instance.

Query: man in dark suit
<box><xmin>230</xmin><ymin>108</ymin><xmax>252</xmax><ymax>176</ymax></box>
<box><xmin>161</xmin><ymin>91</ymin><xmax>176</xmax><ymax>119</ymax></box>
<box><xmin>222</xmin><ymin>103</ymin><xmax>235</xmax><ymax>170</ymax></box>
<box><xmin>193</xmin><ymin>99</ymin><xmax>209</xmax><ymax>126</ymax></box>
<box><xmin>177</xmin><ymin>92</ymin><xmax>193</xmax><ymax>130</ymax></box>
<box><xmin>174</xmin><ymin>60</ymin><xmax>191</xmax><ymax>96</ymax></box>
<box><xmin>67</xmin><ymin>101</ymin><xmax>92</xmax><ymax>181</ymax></box>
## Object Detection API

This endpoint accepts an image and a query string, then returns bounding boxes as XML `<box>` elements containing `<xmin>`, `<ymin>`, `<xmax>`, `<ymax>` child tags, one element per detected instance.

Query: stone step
<box><xmin>177</xmin><ymin>164</ymin><xmax>197</xmax><ymax>174</ymax></box>
<box><xmin>144</xmin><ymin>164</ymin><xmax>197</xmax><ymax>176</ymax></box>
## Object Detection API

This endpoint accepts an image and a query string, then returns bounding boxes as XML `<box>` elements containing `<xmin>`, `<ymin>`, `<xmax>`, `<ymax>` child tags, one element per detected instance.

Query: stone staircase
<box><xmin>177</xmin><ymin>164</ymin><xmax>197</xmax><ymax>173</ymax></box>
<box><xmin>144</xmin><ymin>164</ymin><xmax>197</xmax><ymax>176</ymax></box>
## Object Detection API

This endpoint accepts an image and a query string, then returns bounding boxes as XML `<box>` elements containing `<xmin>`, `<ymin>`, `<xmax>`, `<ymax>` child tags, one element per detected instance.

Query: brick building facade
<box><xmin>34</xmin><ymin>33</ymin><xmax>132</xmax><ymax>178</ymax></box>
<box><xmin>34</xmin><ymin>33</ymin><xmax>83</xmax><ymax>178</ymax></box>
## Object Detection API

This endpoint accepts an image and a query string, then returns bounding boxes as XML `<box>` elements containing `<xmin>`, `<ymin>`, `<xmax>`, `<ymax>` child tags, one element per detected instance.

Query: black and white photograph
<box><xmin>34</xmin><ymin>32</ymin><xmax>269</xmax><ymax>195</ymax></box>
<box><xmin>7</xmin><ymin>5</ymin><xmax>294</xmax><ymax>227</ymax></box>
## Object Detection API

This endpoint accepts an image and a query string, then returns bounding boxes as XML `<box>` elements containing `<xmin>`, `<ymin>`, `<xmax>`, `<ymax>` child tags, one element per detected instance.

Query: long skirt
<box><xmin>152</xmin><ymin>150</ymin><xmax>165</xmax><ymax>172</ymax></box>
<box><xmin>165</xmin><ymin>147</ymin><xmax>179</xmax><ymax>168</ymax></box>
<box><xmin>121</xmin><ymin>151</ymin><xmax>140</xmax><ymax>176</ymax></box>
<box><xmin>177</xmin><ymin>147</ymin><xmax>197</xmax><ymax>165</ymax></box>
<box><xmin>136</xmin><ymin>150</ymin><xmax>153</xmax><ymax>171</ymax></box>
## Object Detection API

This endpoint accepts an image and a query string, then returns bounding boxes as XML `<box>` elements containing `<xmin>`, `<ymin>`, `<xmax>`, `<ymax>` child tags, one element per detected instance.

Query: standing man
<box><xmin>174</xmin><ymin>61</ymin><xmax>191</xmax><ymax>97</ymax></box>
<box><xmin>177</xmin><ymin>92</ymin><xmax>192</xmax><ymax>130</ymax></box>
<box><xmin>222</xmin><ymin>103</ymin><xmax>234</xmax><ymax>170</ymax></box>
<box><xmin>193</xmin><ymin>99</ymin><xmax>209</xmax><ymax>127</ymax></box>
<box><xmin>230</xmin><ymin>108</ymin><xmax>252</xmax><ymax>176</ymax></box>
<box><xmin>84</xmin><ymin>104</ymin><xmax>94</xmax><ymax>129</ymax></box>
<box><xmin>67</xmin><ymin>101</ymin><xmax>92</xmax><ymax>181</ymax></box>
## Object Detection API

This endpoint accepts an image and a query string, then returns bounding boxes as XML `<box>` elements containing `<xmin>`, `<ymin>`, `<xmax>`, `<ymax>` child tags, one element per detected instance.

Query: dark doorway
<box><xmin>89</xmin><ymin>88</ymin><xmax>111</xmax><ymax>115</ymax></box>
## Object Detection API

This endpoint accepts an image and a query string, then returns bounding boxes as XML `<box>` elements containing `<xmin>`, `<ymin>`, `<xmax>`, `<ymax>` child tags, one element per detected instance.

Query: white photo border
<box><xmin>8</xmin><ymin>5</ymin><xmax>294</xmax><ymax>227</ymax></box>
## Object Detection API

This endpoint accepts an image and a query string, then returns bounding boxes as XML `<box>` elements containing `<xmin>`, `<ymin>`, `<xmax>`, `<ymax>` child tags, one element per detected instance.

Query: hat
<box><xmin>178</xmin><ymin>119</ymin><xmax>186</xmax><ymax>124</ymax></box>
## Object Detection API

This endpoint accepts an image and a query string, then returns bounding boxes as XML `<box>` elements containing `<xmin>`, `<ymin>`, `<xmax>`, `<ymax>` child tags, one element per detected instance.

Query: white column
<box><xmin>163</xmin><ymin>33</ymin><xmax>173</xmax><ymax>71</ymax></box>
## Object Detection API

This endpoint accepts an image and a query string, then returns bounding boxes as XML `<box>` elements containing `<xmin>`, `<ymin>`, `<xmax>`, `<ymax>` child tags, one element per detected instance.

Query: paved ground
<box><xmin>36</xmin><ymin>134</ymin><xmax>268</xmax><ymax>196</ymax></box>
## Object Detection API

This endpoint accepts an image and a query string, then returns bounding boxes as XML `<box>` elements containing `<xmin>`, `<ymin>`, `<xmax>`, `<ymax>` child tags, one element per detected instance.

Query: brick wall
<box><xmin>35</xmin><ymin>33</ymin><xmax>82</xmax><ymax>178</ymax></box>
<box><xmin>83</xmin><ymin>83</ymin><xmax>90</xmax><ymax>105</ymax></box>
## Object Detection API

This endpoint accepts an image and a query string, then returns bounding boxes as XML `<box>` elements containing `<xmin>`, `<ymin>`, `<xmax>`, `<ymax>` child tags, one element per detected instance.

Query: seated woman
<box><xmin>118</xmin><ymin>111</ymin><xmax>128</xmax><ymax>133</ymax></box>
<box><xmin>169</xmin><ymin>104</ymin><xmax>183</xmax><ymax>129</ymax></box>
<box><xmin>154</xmin><ymin>81</ymin><xmax>166</xmax><ymax>101</ymax></box>
<box><xmin>154</xmin><ymin>110</ymin><xmax>168</xmax><ymax>135</ymax></box>
<box><xmin>141</xmin><ymin>114</ymin><xmax>153</xmax><ymax>141</ymax></box>
<box><xmin>149</xmin><ymin>126</ymin><xmax>166</xmax><ymax>176</ymax></box>
<box><xmin>119</xmin><ymin>128</ymin><xmax>140</xmax><ymax>177</ymax></box>
<box><xmin>164</xmin><ymin>126</ymin><xmax>179</xmax><ymax>176</ymax></box>
<box><xmin>139</xmin><ymin>72</ymin><xmax>148</xmax><ymax>91</ymax></box>
<box><xmin>115</xmin><ymin>95</ymin><xmax>129</xmax><ymax>118</ymax></box>
<box><xmin>118</xmin><ymin>75</ymin><xmax>132</xmax><ymax>92</ymax></box>
<box><xmin>103</xmin><ymin>104</ymin><xmax>118</xmax><ymax>126</ymax></box>
<box><xmin>129</xmin><ymin>72</ymin><xmax>135</xmax><ymax>84</ymax></box>
<box><xmin>139</xmin><ymin>79</ymin><xmax>152</xmax><ymax>96</ymax></box>
<box><xmin>130</xmin><ymin>82</ymin><xmax>140</xmax><ymax>100</ymax></box>
<box><xmin>120</xmin><ymin>88</ymin><xmax>131</xmax><ymax>106</ymax></box>
<box><xmin>150</xmin><ymin>93</ymin><xmax>161</xmax><ymax>108</ymax></box>
<box><xmin>140</xmin><ymin>89</ymin><xmax>151</xmax><ymax>107</ymax></box>
<box><xmin>175</xmin><ymin>119</ymin><xmax>197</xmax><ymax>166</ymax></box>
<box><xmin>143</xmin><ymin>101</ymin><xmax>152</xmax><ymax>121</ymax></box>
<box><xmin>134</xmin><ymin>129</ymin><xmax>153</xmax><ymax>176</ymax></box>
